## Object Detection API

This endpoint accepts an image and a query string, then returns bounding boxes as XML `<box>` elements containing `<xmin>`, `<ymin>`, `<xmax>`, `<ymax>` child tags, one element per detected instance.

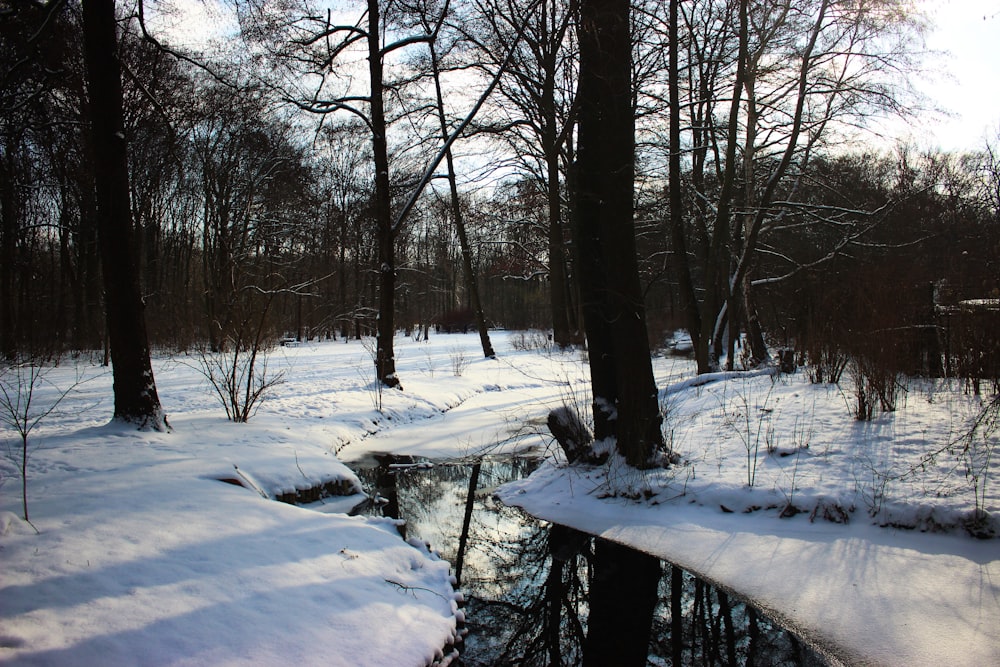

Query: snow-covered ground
<box><xmin>1</xmin><ymin>331</ymin><xmax>998</xmax><ymax>665</ymax></box>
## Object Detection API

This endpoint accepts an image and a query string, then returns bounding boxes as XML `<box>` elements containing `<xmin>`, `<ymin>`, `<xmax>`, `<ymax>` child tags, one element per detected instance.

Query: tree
<box><xmin>407</xmin><ymin>0</ymin><xmax>495</xmax><ymax>358</ymax></box>
<box><xmin>572</xmin><ymin>0</ymin><xmax>663</xmax><ymax>659</ymax></box>
<box><xmin>0</xmin><ymin>359</ymin><xmax>77</xmax><ymax>525</ymax></box>
<box><xmin>0</xmin><ymin>0</ymin><xmax>101</xmax><ymax>359</ymax></box>
<box><xmin>572</xmin><ymin>0</ymin><xmax>663</xmax><ymax>466</ymax></box>
<box><xmin>240</xmin><ymin>0</ymin><xmax>442</xmax><ymax>388</ymax></box>
<box><xmin>466</xmin><ymin>0</ymin><xmax>579</xmax><ymax>348</ymax></box>
<box><xmin>313</xmin><ymin>121</ymin><xmax>378</xmax><ymax>340</ymax></box>
<box><xmin>660</xmin><ymin>0</ymin><xmax>925</xmax><ymax>373</ymax></box>
<box><xmin>81</xmin><ymin>0</ymin><xmax>165</xmax><ymax>428</ymax></box>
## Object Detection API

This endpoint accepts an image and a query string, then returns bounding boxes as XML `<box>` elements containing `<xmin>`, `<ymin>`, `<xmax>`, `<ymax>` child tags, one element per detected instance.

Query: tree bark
<box><xmin>574</xmin><ymin>0</ymin><xmax>662</xmax><ymax>464</ymax></box>
<box><xmin>81</xmin><ymin>0</ymin><xmax>165</xmax><ymax>429</ymax></box>
<box><xmin>367</xmin><ymin>0</ymin><xmax>400</xmax><ymax>388</ymax></box>
<box><xmin>574</xmin><ymin>1</ymin><xmax>665</xmax><ymax>660</ymax></box>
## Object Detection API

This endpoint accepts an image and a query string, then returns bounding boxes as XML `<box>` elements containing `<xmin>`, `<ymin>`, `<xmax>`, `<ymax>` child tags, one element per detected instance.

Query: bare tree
<box><xmin>0</xmin><ymin>359</ymin><xmax>79</xmax><ymax>525</ymax></box>
<box><xmin>464</xmin><ymin>0</ymin><xmax>579</xmax><ymax>348</ymax></box>
<box><xmin>399</xmin><ymin>0</ymin><xmax>496</xmax><ymax>357</ymax></box>
<box><xmin>238</xmin><ymin>0</ymin><xmax>445</xmax><ymax>388</ymax></box>
<box><xmin>81</xmin><ymin>0</ymin><xmax>165</xmax><ymax>428</ymax></box>
<box><xmin>660</xmin><ymin>0</ymin><xmax>925</xmax><ymax>372</ymax></box>
<box><xmin>313</xmin><ymin>121</ymin><xmax>376</xmax><ymax>340</ymax></box>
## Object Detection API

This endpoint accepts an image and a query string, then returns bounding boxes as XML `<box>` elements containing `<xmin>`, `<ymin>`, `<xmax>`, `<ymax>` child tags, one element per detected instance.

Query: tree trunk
<box><xmin>76</xmin><ymin>174</ymin><xmax>104</xmax><ymax>350</ymax></box>
<box><xmin>428</xmin><ymin>42</ymin><xmax>495</xmax><ymax>359</ymax></box>
<box><xmin>367</xmin><ymin>0</ymin><xmax>400</xmax><ymax>388</ymax></box>
<box><xmin>668</xmin><ymin>0</ymin><xmax>704</xmax><ymax>373</ymax></box>
<box><xmin>700</xmin><ymin>0</ymin><xmax>749</xmax><ymax>374</ymax></box>
<box><xmin>545</xmin><ymin>87</ymin><xmax>571</xmax><ymax>349</ymax></box>
<box><xmin>743</xmin><ymin>280</ymin><xmax>769</xmax><ymax>365</ymax></box>
<box><xmin>574</xmin><ymin>0</ymin><xmax>662</xmax><ymax>465</ymax></box>
<box><xmin>81</xmin><ymin>0</ymin><xmax>165</xmax><ymax>429</ymax></box>
<box><xmin>671</xmin><ymin>565</ymin><xmax>684</xmax><ymax>665</ymax></box>
<box><xmin>574</xmin><ymin>0</ymin><xmax>665</xmax><ymax>660</ymax></box>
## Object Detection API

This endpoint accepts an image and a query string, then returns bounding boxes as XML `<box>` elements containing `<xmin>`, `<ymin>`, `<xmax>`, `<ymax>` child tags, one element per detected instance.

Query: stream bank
<box><xmin>351</xmin><ymin>455</ymin><xmax>832</xmax><ymax>666</ymax></box>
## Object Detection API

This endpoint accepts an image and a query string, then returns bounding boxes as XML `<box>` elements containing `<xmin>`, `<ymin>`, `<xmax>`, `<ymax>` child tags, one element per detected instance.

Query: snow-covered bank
<box><xmin>2</xmin><ymin>332</ymin><xmax>998</xmax><ymax>665</ymax></box>
<box><xmin>498</xmin><ymin>368</ymin><xmax>1000</xmax><ymax>666</ymax></box>
<box><xmin>0</xmin><ymin>417</ymin><xmax>464</xmax><ymax>666</ymax></box>
<box><xmin>0</xmin><ymin>333</ymin><xmax>582</xmax><ymax>665</ymax></box>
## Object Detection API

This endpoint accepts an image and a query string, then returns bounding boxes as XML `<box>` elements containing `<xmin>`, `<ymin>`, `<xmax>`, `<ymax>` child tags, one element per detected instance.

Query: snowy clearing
<box><xmin>1</xmin><ymin>331</ymin><xmax>998</xmax><ymax>665</ymax></box>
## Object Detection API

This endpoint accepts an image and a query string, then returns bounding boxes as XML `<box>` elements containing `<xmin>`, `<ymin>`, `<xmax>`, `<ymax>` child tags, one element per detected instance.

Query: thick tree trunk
<box><xmin>574</xmin><ymin>0</ymin><xmax>662</xmax><ymax>465</ymax></box>
<box><xmin>81</xmin><ymin>0</ymin><xmax>165</xmax><ymax>429</ymax></box>
<box><xmin>570</xmin><ymin>156</ymin><xmax>617</xmax><ymax>441</ymax></box>
<box><xmin>367</xmin><ymin>0</ymin><xmax>400</xmax><ymax>388</ymax></box>
<box><xmin>75</xmin><ymin>175</ymin><xmax>104</xmax><ymax>351</ymax></box>
<box><xmin>574</xmin><ymin>1</ymin><xmax>664</xmax><ymax>660</ymax></box>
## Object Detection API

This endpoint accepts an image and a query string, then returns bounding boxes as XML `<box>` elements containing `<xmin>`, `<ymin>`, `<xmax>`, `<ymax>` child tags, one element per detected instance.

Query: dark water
<box><xmin>351</xmin><ymin>456</ymin><xmax>833</xmax><ymax>666</ymax></box>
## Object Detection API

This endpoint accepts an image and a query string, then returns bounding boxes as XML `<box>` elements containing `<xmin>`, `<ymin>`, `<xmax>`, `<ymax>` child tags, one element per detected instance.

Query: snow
<box><xmin>498</xmin><ymin>360</ymin><xmax>1000</xmax><ymax>666</ymax></box>
<box><xmin>0</xmin><ymin>333</ymin><xmax>574</xmax><ymax>666</ymax></box>
<box><xmin>2</xmin><ymin>332</ymin><xmax>998</xmax><ymax>665</ymax></box>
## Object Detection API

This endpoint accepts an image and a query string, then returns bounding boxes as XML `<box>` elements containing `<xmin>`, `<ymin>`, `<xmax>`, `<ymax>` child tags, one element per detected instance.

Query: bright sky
<box><xmin>910</xmin><ymin>0</ymin><xmax>1000</xmax><ymax>151</ymax></box>
<box><xmin>157</xmin><ymin>0</ymin><xmax>1000</xmax><ymax>153</ymax></box>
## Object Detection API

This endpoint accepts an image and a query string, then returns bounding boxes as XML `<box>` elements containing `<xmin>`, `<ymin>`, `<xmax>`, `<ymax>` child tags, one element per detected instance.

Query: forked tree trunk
<box><xmin>574</xmin><ymin>0</ymin><xmax>662</xmax><ymax>465</ymax></box>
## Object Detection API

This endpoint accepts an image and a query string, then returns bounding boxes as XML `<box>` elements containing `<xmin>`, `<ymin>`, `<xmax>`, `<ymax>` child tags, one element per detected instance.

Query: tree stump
<box><xmin>548</xmin><ymin>406</ymin><xmax>606</xmax><ymax>464</ymax></box>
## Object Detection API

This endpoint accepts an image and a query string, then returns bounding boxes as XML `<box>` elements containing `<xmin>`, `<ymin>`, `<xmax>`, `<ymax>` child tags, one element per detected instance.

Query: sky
<box><xmin>155</xmin><ymin>0</ymin><xmax>1000</xmax><ymax>153</ymax></box>
<box><xmin>908</xmin><ymin>0</ymin><xmax>1000</xmax><ymax>151</ymax></box>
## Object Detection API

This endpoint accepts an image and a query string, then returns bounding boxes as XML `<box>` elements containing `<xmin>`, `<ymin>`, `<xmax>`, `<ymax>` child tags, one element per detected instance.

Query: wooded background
<box><xmin>3</xmin><ymin>0</ymin><xmax>998</xmax><ymax>379</ymax></box>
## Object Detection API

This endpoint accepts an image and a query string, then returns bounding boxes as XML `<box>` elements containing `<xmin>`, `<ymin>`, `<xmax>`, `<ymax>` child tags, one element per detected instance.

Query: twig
<box><xmin>384</xmin><ymin>578</ymin><xmax>449</xmax><ymax>601</ymax></box>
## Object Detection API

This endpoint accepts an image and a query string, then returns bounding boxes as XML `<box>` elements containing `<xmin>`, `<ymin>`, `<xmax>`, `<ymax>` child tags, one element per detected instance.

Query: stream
<box><xmin>349</xmin><ymin>455</ymin><xmax>834</xmax><ymax>666</ymax></box>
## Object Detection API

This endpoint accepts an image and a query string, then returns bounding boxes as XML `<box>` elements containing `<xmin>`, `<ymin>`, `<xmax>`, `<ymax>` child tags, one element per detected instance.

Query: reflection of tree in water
<box><xmin>352</xmin><ymin>459</ymin><xmax>831</xmax><ymax>666</ymax></box>
<box><xmin>462</xmin><ymin>515</ymin><xmax>591</xmax><ymax>666</ymax></box>
<box><xmin>650</xmin><ymin>568</ymin><xmax>830</xmax><ymax>666</ymax></box>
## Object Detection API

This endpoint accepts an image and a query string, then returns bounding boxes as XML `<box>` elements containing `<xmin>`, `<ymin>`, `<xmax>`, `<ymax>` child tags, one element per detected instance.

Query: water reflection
<box><xmin>351</xmin><ymin>457</ymin><xmax>832</xmax><ymax>666</ymax></box>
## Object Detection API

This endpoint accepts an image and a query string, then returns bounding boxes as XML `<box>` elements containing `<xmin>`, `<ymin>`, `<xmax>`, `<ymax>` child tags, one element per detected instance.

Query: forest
<box><xmin>2</xmin><ymin>0</ymin><xmax>999</xmax><ymax>395</ymax></box>
<box><xmin>3</xmin><ymin>2</ymin><xmax>1000</xmax><ymax>665</ymax></box>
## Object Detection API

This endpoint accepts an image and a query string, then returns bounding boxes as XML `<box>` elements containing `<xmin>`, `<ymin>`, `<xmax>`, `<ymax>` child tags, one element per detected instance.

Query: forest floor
<box><xmin>1</xmin><ymin>331</ymin><xmax>998</xmax><ymax>665</ymax></box>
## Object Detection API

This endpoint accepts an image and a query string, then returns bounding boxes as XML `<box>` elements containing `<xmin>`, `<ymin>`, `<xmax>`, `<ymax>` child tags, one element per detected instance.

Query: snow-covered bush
<box><xmin>509</xmin><ymin>330</ymin><xmax>552</xmax><ymax>352</ymax></box>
